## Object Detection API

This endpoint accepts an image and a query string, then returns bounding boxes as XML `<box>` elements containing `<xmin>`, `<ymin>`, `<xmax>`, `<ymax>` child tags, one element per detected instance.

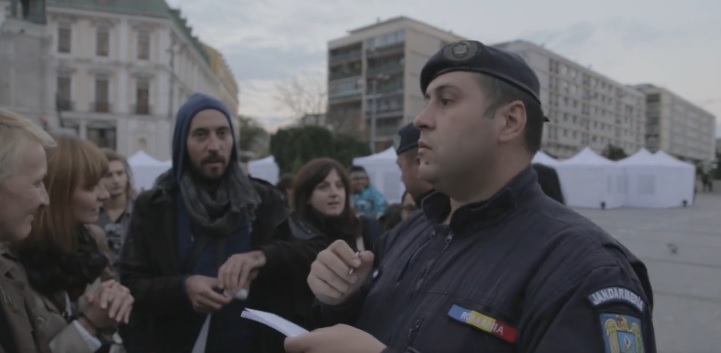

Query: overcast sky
<box><xmin>166</xmin><ymin>0</ymin><xmax>721</xmax><ymax>135</ymax></box>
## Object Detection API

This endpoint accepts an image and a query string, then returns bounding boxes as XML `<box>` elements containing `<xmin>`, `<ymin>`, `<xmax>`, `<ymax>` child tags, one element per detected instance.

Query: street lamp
<box><xmin>367</xmin><ymin>73</ymin><xmax>390</xmax><ymax>153</ymax></box>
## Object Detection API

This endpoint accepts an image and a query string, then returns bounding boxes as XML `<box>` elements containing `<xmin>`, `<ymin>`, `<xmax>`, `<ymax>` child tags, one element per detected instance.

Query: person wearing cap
<box><xmin>393</xmin><ymin>123</ymin><xmax>434</xmax><ymax>207</ymax></box>
<box><xmin>285</xmin><ymin>40</ymin><xmax>656</xmax><ymax>353</ymax></box>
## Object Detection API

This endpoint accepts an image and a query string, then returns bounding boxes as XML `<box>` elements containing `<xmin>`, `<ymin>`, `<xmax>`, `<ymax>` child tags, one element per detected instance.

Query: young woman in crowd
<box><xmin>399</xmin><ymin>190</ymin><xmax>417</xmax><ymax>221</ymax></box>
<box><xmin>15</xmin><ymin>135</ymin><xmax>134</xmax><ymax>353</ymax></box>
<box><xmin>291</xmin><ymin>158</ymin><xmax>384</xmax><ymax>252</ymax></box>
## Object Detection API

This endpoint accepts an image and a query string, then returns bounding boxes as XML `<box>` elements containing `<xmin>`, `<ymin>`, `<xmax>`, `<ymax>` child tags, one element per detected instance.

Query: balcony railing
<box><xmin>134</xmin><ymin>103</ymin><xmax>151</xmax><ymax>115</ymax></box>
<box><xmin>93</xmin><ymin>101</ymin><xmax>111</xmax><ymax>113</ymax></box>
<box><xmin>329</xmin><ymin>51</ymin><xmax>362</xmax><ymax>65</ymax></box>
<box><xmin>366</xmin><ymin>43</ymin><xmax>404</xmax><ymax>58</ymax></box>
<box><xmin>329</xmin><ymin>71</ymin><xmax>362</xmax><ymax>81</ymax></box>
<box><xmin>367</xmin><ymin>63</ymin><xmax>403</xmax><ymax>75</ymax></box>
<box><xmin>329</xmin><ymin>91</ymin><xmax>362</xmax><ymax>102</ymax></box>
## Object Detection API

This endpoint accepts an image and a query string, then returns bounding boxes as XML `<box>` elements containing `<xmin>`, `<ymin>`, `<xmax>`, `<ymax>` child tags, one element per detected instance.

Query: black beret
<box><xmin>393</xmin><ymin>123</ymin><xmax>420</xmax><ymax>155</ymax></box>
<box><xmin>420</xmin><ymin>40</ymin><xmax>543</xmax><ymax>106</ymax></box>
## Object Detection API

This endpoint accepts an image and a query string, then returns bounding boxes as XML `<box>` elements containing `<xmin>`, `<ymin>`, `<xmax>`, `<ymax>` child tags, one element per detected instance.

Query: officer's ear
<box><xmin>497</xmin><ymin>100</ymin><xmax>527</xmax><ymax>143</ymax></box>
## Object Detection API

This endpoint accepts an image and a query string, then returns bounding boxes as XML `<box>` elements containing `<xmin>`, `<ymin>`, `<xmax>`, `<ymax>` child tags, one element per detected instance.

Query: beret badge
<box><xmin>443</xmin><ymin>41</ymin><xmax>480</xmax><ymax>62</ymax></box>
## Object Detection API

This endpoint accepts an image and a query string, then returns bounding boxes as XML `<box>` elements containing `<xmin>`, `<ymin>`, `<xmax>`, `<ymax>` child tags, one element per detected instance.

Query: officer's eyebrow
<box><xmin>424</xmin><ymin>84</ymin><xmax>457</xmax><ymax>100</ymax></box>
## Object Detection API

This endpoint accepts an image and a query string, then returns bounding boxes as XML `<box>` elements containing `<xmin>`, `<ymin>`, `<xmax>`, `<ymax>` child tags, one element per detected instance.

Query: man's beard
<box><xmin>189</xmin><ymin>163</ymin><xmax>226</xmax><ymax>187</ymax></box>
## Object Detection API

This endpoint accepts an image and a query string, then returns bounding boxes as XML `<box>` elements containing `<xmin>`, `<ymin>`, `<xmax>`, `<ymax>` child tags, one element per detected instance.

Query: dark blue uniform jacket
<box><xmin>321</xmin><ymin>166</ymin><xmax>656</xmax><ymax>353</ymax></box>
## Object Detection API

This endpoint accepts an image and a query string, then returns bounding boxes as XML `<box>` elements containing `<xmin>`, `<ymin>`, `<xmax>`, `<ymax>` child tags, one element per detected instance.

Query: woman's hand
<box><xmin>82</xmin><ymin>280</ymin><xmax>134</xmax><ymax>329</ymax></box>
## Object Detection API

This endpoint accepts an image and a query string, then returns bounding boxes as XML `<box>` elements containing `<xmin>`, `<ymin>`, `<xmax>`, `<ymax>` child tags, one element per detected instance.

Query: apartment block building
<box><xmin>634</xmin><ymin>84</ymin><xmax>716</xmax><ymax>162</ymax></box>
<box><xmin>326</xmin><ymin>16</ymin><xmax>464</xmax><ymax>151</ymax></box>
<box><xmin>494</xmin><ymin>40</ymin><xmax>647</xmax><ymax>159</ymax></box>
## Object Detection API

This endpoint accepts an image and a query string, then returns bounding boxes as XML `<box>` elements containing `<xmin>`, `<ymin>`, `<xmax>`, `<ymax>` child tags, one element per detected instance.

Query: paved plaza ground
<box><xmin>574</xmin><ymin>184</ymin><xmax>721</xmax><ymax>353</ymax></box>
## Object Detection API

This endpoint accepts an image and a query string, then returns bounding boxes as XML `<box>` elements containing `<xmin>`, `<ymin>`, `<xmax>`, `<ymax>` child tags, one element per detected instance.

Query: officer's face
<box><xmin>414</xmin><ymin>71</ymin><xmax>498</xmax><ymax>189</ymax></box>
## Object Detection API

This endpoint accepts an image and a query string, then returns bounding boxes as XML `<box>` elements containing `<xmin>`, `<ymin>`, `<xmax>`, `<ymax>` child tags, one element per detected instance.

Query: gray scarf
<box><xmin>179</xmin><ymin>163</ymin><xmax>261</xmax><ymax>237</ymax></box>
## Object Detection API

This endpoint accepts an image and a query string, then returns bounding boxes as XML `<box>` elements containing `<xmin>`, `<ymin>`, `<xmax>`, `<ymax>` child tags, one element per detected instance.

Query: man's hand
<box><xmin>184</xmin><ymin>275</ymin><xmax>232</xmax><ymax>313</ymax></box>
<box><xmin>218</xmin><ymin>250</ymin><xmax>266</xmax><ymax>294</ymax></box>
<box><xmin>307</xmin><ymin>240</ymin><xmax>374</xmax><ymax>306</ymax></box>
<box><xmin>284</xmin><ymin>324</ymin><xmax>386</xmax><ymax>353</ymax></box>
<box><xmin>83</xmin><ymin>280</ymin><xmax>134</xmax><ymax>329</ymax></box>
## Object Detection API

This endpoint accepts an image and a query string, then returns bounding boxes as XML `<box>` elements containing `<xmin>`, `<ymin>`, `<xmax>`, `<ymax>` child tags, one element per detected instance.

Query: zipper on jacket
<box><xmin>405</xmin><ymin>316</ymin><xmax>425</xmax><ymax>351</ymax></box>
<box><xmin>395</xmin><ymin>229</ymin><xmax>436</xmax><ymax>285</ymax></box>
<box><xmin>410</xmin><ymin>230</ymin><xmax>455</xmax><ymax>298</ymax></box>
<box><xmin>441</xmin><ymin>231</ymin><xmax>454</xmax><ymax>252</ymax></box>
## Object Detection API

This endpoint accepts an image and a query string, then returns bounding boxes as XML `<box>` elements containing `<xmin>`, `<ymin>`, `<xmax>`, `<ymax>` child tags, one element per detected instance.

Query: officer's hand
<box><xmin>307</xmin><ymin>240</ymin><xmax>374</xmax><ymax>306</ymax></box>
<box><xmin>284</xmin><ymin>324</ymin><xmax>386</xmax><ymax>353</ymax></box>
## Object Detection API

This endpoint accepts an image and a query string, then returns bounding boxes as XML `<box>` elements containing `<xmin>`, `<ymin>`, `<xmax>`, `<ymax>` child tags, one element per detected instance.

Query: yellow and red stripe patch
<box><xmin>447</xmin><ymin>304</ymin><xmax>517</xmax><ymax>343</ymax></box>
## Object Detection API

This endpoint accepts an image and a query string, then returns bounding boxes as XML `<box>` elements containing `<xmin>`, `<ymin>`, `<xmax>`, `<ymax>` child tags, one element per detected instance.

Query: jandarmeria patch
<box><xmin>587</xmin><ymin>287</ymin><xmax>645</xmax><ymax>313</ymax></box>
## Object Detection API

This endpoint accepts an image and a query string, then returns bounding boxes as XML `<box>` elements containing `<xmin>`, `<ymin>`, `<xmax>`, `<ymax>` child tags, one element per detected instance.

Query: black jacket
<box><xmin>320</xmin><ymin>166</ymin><xmax>656</xmax><ymax>353</ymax></box>
<box><xmin>119</xmin><ymin>177</ymin><xmax>328</xmax><ymax>353</ymax></box>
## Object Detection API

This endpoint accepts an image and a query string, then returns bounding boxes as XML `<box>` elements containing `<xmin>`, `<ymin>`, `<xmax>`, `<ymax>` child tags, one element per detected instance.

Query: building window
<box><xmin>87</xmin><ymin>126</ymin><xmax>116</xmax><ymax>149</ymax></box>
<box><xmin>56</xmin><ymin>75</ymin><xmax>72</xmax><ymax>111</ymax></box>
<box><xmin>94</xmin><ymin>77</ymin><xmax>110</xmax><ymax>113</ymax></box>
<box><xmin>96</xmin><ymin>27</ymin><xmax>109</xmax><ymax>57</ymax></box>
<box><xmin>58</xmin><ymin>24</ymin><xmax>71</xmax><ymax>53</ymax></box>
<box><xmin>135</xmin><ymin>79</ymin><xmax>150</xmax><ymax>115</ymax></box>
<box><xmin>137</xmin><ymin>30</ymin><xmax>150</xmax><ymax>60</ymax></box>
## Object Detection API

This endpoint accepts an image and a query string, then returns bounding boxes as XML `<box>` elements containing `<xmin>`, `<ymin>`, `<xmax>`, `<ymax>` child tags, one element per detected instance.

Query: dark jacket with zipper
<box><xmin>118</xmin><ymin>176</ymin><xmax>328</xmax><ymax>353</ymax></box>
<box><xmin>320</xmin><ymin>166</ymin><xmax>657</xmax><ymax>353</ymax></box>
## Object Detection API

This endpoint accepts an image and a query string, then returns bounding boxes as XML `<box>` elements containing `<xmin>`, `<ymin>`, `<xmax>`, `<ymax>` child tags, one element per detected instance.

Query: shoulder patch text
<box><xmin>588</xmin><ymin>287</ymin><xmax>645</xmax><ymax>312</ymax></box>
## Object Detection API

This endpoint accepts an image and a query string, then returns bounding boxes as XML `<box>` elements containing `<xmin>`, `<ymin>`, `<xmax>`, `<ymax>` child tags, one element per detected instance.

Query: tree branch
<box><xmin>273</xmin><ymin>74</ymin><xmax>327</xmax><ymax>121</ymax></box>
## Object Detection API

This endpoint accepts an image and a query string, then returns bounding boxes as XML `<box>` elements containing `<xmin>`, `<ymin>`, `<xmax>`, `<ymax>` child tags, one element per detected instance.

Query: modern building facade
<box><xmin>326</xmin><ymin>16</ymin><xmax>464</xmax><ymax>151</ymax></box>
<box><xmin>494</xmin><ymin>40</ymin><xmax>647</xmax><ymax>159</ymax></box>
<box><xmin>5</xmin><ymin>0</ymin><xmax>233</xmax><ymax>160</ymax></box>
<box><xmin>634</xmin><ymin>84</ymin><xmax>716</xmax><ymax>162</ymax></box>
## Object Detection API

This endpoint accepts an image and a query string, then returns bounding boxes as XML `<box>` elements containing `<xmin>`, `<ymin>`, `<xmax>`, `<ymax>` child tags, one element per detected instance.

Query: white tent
<box><xmin>628</xmin><ymin>151</ymin><xmax>696</xmax><ymax>208</ymax></box>
<box><xmin>352</xmin><ymin>147</ymin><xmax>403</xmax><ymax>203</ymax></box>
<box><xmin>618</xmin><ymin>148</ymin><xmax>694</xmax><ymax>208</ymax></box>
<box><xmin>555</xmin><ymin>147</ymin><xmax>626</xmax><ymax>209</ymax></box>
<box><xmin>532</xmin><ymin>150</ymin><xmax>561</xmax><ymax>166</ymax></box>
<box><xmin>247</xmin><ymin>156</ymin><xmax>280</xmax><ymax>185</ymax></box>
<box><xmin>127</xmin><ymin>151</ymin><xmax>171</xmax><ymax>192</ymax></box>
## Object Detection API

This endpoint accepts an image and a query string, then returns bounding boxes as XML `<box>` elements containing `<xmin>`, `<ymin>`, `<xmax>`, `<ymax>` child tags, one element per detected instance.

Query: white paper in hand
<box><xmin>191</xmin><ymin>314</ymin><xmax>212</xmax><ymax>353</ymax></box>
<box><xmin>241</xmin><ymin>308</ymin><xmax>308</xmax><ymax>337</ymax></box>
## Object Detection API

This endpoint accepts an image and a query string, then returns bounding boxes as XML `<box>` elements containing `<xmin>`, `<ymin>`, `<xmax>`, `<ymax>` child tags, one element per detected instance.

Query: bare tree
<box><xmin>273</xmin><ymin>75</ymin><xmax>327</xmax><ymax>122</ymax></box>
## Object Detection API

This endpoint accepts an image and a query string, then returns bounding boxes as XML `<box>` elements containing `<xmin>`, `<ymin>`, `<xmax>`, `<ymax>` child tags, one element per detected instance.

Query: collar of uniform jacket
<box><xmin>421</xmin><ymin>165</ymin><xmax>539</xmax><ymax>234</ymax></box>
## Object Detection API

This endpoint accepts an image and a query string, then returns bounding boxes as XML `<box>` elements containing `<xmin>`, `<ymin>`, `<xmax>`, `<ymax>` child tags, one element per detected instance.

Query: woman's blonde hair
<box><xmin>0</xmin><ymin>108</ymin><xmax>55</xmax><ymax>182</ymax></box>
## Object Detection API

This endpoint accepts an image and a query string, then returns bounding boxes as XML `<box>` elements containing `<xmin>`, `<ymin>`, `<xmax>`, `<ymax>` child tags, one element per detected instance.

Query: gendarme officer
<box><xmin>285</xmin><ymin>40</ymin><xmax>657</xmax><ymax>353</ymax></box>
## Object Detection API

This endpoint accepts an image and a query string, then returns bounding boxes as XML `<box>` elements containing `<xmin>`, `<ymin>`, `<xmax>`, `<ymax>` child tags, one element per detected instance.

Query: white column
<box><xmin>157</xmin><ymin>69</ymin><xmax>169</xmax><ymax>118</ymax></box>
<box><xmin>118</xmin><ymin>18</ymin><xmax>129</xmax><ymax>62</ymax></box>
<box><xmin>117</xmin><ymin>18</ymin><xmax>129</xmax><ymax>114</ymax></box>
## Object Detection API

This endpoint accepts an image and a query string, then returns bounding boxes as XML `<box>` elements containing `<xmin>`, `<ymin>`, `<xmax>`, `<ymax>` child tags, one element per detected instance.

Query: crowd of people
<box><xmin>1</xmin><ymin>39</ymin><xmax>656</xmax><ymax>353</ymax></box>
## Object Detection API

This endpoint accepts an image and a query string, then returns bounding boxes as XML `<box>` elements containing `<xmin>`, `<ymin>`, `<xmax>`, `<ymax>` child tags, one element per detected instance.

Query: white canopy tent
<box><xmin>532</xmin><ymin>150</ymin><xmax>561</xmax><ymax>166</ymax></box>
<box><xmin>618</xmin><ymin>148</ymin><xmax>694</xmax><ymax>208</ymax></box>
<box><xmin>127</xmin><ymin>151</ymin><xmax>171</xmax><ymax>192</ymax></box>
<box><xmin>352</xmin><ymin>147</ymin><xmax>404</xmax><ymax>203</ymax></box>
<box><xmin>247</xmin><ymin>156</ymin><xmax>280</xmax><ymax>185</ymax></box>
<box><xmin>555</xmin><ymin>147</ymin><xmax>626</xmax><ymax>209</ymax></box>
